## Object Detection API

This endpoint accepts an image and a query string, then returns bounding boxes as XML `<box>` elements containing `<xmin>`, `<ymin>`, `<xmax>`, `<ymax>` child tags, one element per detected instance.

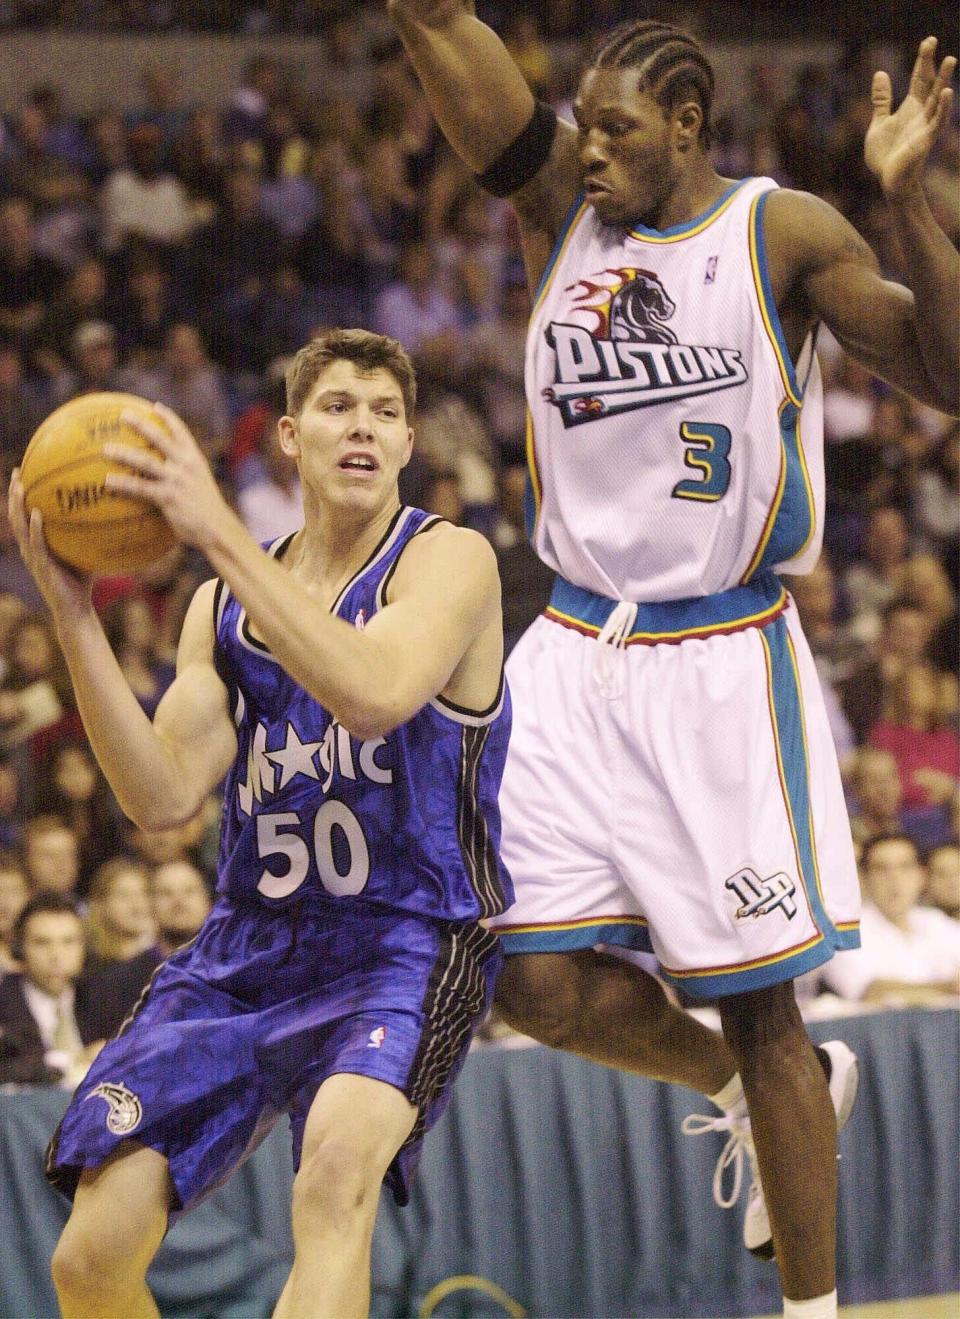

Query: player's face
<box><xmin>280</xmin><ymin>360</ymin><xmax>413</xmax><ymax>513</ymax></box>
<box><xmin>573</xmin><ymin>67</ymin><xmax>679</xmax><ymax>226</ymax></box>
<box><xmin>22</xmin><ymin>912</ymin><xmax>85</xmax><ymax>996</ymax></box>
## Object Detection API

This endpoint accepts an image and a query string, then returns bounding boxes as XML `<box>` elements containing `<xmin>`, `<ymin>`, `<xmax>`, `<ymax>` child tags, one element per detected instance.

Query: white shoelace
<box><xmin>680</xmin><ymin>1110</ymin><xmax>759</xmax><ymax>1209</ymax></box>
<box><xmin>593</xmin><ymin>600</ymin><xmax>639</xmax><ymax>699</ymax></box>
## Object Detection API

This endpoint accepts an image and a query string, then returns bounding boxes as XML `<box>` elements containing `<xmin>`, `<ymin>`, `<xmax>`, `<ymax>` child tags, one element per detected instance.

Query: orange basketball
<box><xmin>20</xmin><ymin>392</ymin><xmax>178</xmax><ymax>575</ymax></box>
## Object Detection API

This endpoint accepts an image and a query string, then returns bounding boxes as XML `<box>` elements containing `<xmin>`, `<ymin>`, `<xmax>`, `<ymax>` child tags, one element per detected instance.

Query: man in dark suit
<box><xmin>0</xmin><ymin>891</ymin><xmax>96</xmax><ymax>1086</ymax></box>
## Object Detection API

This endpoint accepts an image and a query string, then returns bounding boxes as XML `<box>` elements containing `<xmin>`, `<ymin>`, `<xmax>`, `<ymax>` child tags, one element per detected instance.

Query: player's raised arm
<box><xmin>387</xmin><ymin>0</ymin><xmax>580</xmax><ymax>254</ymax></box>
<box><xmin>766</xmin><ymin>38</ymin><xmax>958</xmax><ymax>415</ymax></box>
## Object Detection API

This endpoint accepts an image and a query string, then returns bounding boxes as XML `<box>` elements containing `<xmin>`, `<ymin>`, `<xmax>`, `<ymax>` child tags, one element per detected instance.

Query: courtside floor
<box><xmin>753</xmin><ymin>1297</ymin><xmax>959</xmax><ymax>1319</ymax></box>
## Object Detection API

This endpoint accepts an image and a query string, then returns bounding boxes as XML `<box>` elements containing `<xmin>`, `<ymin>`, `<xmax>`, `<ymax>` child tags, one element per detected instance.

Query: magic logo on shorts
<box><xmin>542</xmin><ymin>267</ymin><xmax>748</xmax><ymax>428</ymax></box>
<box><xmin>85</xmin><ymin>1081</ymin><xmax>143</xmax><ymax>1135</ymax></box>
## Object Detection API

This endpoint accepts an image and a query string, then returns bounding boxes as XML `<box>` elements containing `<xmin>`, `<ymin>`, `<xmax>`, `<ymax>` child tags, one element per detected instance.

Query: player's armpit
<box><xmin>350</xmin><ymin>524</ymin><xmax>503</xmax><ymax>736</ymax></box>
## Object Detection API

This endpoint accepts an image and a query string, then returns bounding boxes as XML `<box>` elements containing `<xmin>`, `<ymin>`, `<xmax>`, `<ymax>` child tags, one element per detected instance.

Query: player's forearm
<box><xmin>388</xmin><ymin>0</ymin><xmax>534</xmax><ymax>172</ymax></box>
<box><xmin>54</xmin><ymin>611</ymin><xmax>203</xmax><ymax>828</ymax></box>
<box><xmin>204</xmin><ymin>515</ymin><xmax>411</xmax><ymax>739</ymax></box>
<box><xmin>886</xmin><ymin>188</ymin><xmax>960</xmax><ymax>414</ymax></box>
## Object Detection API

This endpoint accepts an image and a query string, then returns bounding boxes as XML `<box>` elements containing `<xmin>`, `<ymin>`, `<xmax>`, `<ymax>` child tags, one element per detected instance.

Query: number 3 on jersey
<box><xmin>256</xmin><ymin>804</ymin><xmax>370</xmax><ymax>899</ymax></box>
<box><xmin>671</xmin><ymin>422</ymin><xmax>732</xmax><ymax>502</ymax></box>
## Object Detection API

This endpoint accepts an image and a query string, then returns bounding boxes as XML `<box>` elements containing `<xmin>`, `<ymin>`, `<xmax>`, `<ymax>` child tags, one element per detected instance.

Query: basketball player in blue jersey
<box><xmin>8</xmin><ymin>328</ymin><xmax>512</xmax><ymax>1319</ymax></box>
<box><xmin>388</xmin><ymin>6</ymin><xmax>958</xmax><ymax>1317</ymax></box>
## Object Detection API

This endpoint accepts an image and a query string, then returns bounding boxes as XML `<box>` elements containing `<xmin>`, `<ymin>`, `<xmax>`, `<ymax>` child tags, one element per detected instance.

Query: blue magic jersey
<box><xmin>212</xmin><ymin>505</ymin><xmax>513</xmax><ymax>922</ymax></box>
<box><xmin>525</xmin><ymin>177</ymin><xmax>825</xmax><ymax>602</ymax></box>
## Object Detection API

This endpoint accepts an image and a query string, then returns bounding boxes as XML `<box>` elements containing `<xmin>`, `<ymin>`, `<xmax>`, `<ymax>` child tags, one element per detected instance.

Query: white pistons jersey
<box><xmin>525</xmin><ymin>176</ymin><xmax>824</xmax><ymax>602</ymax></box>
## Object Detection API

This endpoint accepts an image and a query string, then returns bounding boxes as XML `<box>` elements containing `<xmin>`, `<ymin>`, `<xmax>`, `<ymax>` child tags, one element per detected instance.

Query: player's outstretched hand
<box><xmin>106</xmin><ymin>402</ymin><xmax>234</xmax><ymax>555</ymax></box>
<box><xmin>866</xmin><ymin>36</ymin><xmax>957</xmax><ymax>198</ymax></box>
<box><xmin>6</xmin><ymin>468</ymin><xmax>93</xmax><ymax>619</ymax></box>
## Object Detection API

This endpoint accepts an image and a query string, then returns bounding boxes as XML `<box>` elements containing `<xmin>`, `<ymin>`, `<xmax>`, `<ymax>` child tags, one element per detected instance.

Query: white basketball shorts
<box><xmin>489</xmin><ymin>573</ymin><xmax>860</xmax><ymax>998</ymax></box>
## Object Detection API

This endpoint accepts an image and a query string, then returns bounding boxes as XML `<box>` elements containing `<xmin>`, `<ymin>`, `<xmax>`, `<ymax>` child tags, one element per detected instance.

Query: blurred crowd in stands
<box><xmin>0</xmin><ymin>5</ymin><xmax>958</xmax><ymax>1083</ymax></box>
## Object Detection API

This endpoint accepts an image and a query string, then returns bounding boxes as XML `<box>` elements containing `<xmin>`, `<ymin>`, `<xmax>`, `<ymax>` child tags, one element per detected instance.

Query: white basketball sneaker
<box><xmin>682</xmin><ymin>1040</ymin><xmax>860</xmax><ymax>1259</ymax></box>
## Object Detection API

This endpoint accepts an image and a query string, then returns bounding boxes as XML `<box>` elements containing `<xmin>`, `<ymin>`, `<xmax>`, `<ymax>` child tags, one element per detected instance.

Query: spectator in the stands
<box><xmin>0</xmin><ymin>852</ymin><xmax>29</xmax><ymax>976</ymax></box>
<box><xmin>0</xmin><ymin>610</ymin><xmax>72</xmax><ymax>753</ymax></box>
<box><xmin>222</xmin><ymin>54</ymin><xmax>279</xmax><ymax>150</ymax></box>
<box><xmin>102</xmin><ymin>592</ymin><xmax>176</xmax><ymax>721</ymax></box>
<box><xmin>838</xmin><ymin>598</ymin><xmax>932</xmax><ymax>745</ymax></box>
<box><xmin>35</xmin><ymin>256</ymin><xmax>110</xmax><ymax>383</ymax></box>
<box><xmin>100</xmin><ymin>120</ymin><xmax>194</xmax><ymax>255</ymax></box>
<box><xmin>83</xmin><ymin>857</ymin><xmax>154</xmax><ymax>965</ymax></box>
<box><xmin>237</xmin><ymin>386</ymin><xmax>303</xmax><ymax>542</ymax></box>
<box><xmin>113</xmin><ymin>252</ymin><xmax>189</xmax><ymax>369</ymax></box>
<box><xmin>34</xmin><ymin>740</ymin><xmax>122</xmax><ymax>892</ymax></box>
<box><xmin>842</xmin><ymin>504</ymin><xmax>912</xmax><ymax>647</ymax></box>
<box><xmin>895</xmin><ymin>552</ymin><xmax>958</xmax><ymax>679</ymax></box>
<box><xmin>821</xmin><ymin>833</ymin><xmax>960</xmax><ymax>1005</ymax></box>
<box><xmin>54</xmin><ymin>319</ymin><xmax>126</xmax><ymax>403</ymax></box>
<box><xmin>870</xmin><ymin>661</ymin><xmax>959</xmax><ymax>813</ymax></box>
<box><xmin>123</xmin><ymin>321</ymin><xmax>231</xmax><ymax>470</ymax></box>
<box><xmin>21</xmin><ymin>816</ymin><xmax>80</xmax><ymax>898</ymax></box>
<box><xmin>78</xmin><ymin>857</ymin><xmax>161</xmax><ymax>1041</ymax></box>
<box><xmin>493</xmin><ymin>464</ymin><xmax>554</xmax><ymax>656</ymax></box>
<box><xmin>0</xmin><ymin>757</ymin><xmax>21</xmax><ymax>851</ymax></box>
<box><xmin>912</xmin><ymin>422</ymin><xmax>959</xmax><ymax>573</ymax></box>
<box><xmin>149</xmin><ymin>858</ymin><xmax>212</xmax><ymax>957</ymax></box>
<box><xmin>0</xmin><ymin>341</ymin><xmax>45</xmax><ymax>472</ymax></box>
<box><xmin>0</xmin><ymin>196</ymin><xmax>61</xmax><ymax>353</ymax></box>
<box><xmin>373</xmin><ymin>236</ymin><xmax>462</xmax><ymax>355</ymax></box>
<box><xmin>0</xmin><ymin>891</ymin><xmax>97</xmax><ymax>1086</ymax></box>
<box><xmin>846</xmin><ymin>747</ymin><xmax>906</xmax><ymax>850</ymax></box>
<box><xmin>925</xmin><ymin>841</ymin><xmax>960</xmax><ymax>921</ymax></box>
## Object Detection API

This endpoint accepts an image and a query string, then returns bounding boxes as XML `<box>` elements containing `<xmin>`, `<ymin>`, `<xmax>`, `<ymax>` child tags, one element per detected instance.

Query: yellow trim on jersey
<box><xmin>740</xmin><ymin>400</ymin><xmax>789</xmax><ymax>583</ymax></box>
<box><xmin>627</xmin><ymin>183</ymin><xmax>743</xmax><ymax>243</ymax></box>
<box><xmin>498</xmin><ymin>915</ymin><xmax>649</xmax><ymax>934</ymax></box>
<box><xmin>661</xmin><ymin>931</ymin><xmax>824</xmax><ymax>980</ymax></box>
<box><xmin>788</xmin><ymin>406</ymin><xmax>817</xmax><ymax>566</ymax></box>
<box><xmin>759</xmin><ymin>629</ymin><xmax>818</xmax><ymax>930</ymax></box>
<box><xmin>785</xmin><ymin>628</ymin><xmax>827</xmax><ymax>911</ymax></box>
<box><xmin>533</xmin><ymin>201</ymin><xmax>590</xmax><ymax>314</ymax></box>
<box><xmin>544</xmin><ymin>588</ymin><xmax>788</xmax><ymax>644</ymax></box>
<box><xmin>525</xmin><ymin>408</ymin><xmax>543</xmax><ymax>528</ymax></box>
<box><xmin>748</xmin><ymin>192</ymin><xmax>801</xmax><ymax>407</ymax></box>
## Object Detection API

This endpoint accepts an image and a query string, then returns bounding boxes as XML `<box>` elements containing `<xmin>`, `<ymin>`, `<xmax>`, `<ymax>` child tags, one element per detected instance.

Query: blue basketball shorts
<box><xmin>46</xmin><ymin>896</ymin><xmax>501</xmax><ymax>1216</ymax></box>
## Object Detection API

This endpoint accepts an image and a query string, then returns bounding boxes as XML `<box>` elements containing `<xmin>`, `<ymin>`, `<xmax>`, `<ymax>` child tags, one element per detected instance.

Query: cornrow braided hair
<box><xmin>589</xmin><ymin>20</ymin><xmax>715</xmax><ymax>148</ymax></box>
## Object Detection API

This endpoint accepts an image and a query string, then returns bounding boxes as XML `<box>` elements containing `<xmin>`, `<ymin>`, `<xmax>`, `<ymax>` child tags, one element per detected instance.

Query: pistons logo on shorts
<box><xmin>725</xmin><ymin>868</ymin><xmax>797</xmax><ymax>922</ymax></box>
<box><xmin>85</xmin><ymin>1081</ymin><xmax>144</xmax><ymax>1135</ymax></box>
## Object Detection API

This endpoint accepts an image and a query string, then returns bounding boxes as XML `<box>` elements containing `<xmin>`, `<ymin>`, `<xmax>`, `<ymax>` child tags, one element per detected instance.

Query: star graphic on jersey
<box><xmin>265</xmin><ymin>722</ymin><xmax>322</xmax><ymax>789</ymax></box>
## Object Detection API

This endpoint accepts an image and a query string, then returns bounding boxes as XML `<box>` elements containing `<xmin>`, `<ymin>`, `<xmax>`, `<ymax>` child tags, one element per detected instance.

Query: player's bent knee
<box><xmin>291</xmin><ymin>1137</ymin><xmax>382</xmax><ymax>1231</ymax></box>
<box><xmin>495</xmin><ymin>953</ymin><xmax>586</xmax><ymax>1047</ymax></box>
<box><xmin>51</xmin><ymin>1225</ymin><xmax>134</xmax><ymax>1301</ymax></box>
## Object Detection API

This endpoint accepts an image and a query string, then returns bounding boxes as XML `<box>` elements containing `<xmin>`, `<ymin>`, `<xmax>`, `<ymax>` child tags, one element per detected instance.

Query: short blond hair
<box><xmin>285</xmin><ymin>328</ymin><xmax>417</xmax><ymax>420</ymax></box>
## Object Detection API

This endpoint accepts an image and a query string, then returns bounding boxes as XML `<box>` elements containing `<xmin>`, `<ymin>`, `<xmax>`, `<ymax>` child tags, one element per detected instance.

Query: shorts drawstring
<box><xmin>594</xmin><ymin>600</ymin><xmax>638</xmax><ymax>699</ymax></box>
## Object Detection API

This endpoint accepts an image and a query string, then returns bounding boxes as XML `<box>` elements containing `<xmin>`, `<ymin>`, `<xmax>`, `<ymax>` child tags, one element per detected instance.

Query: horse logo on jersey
<box><xmin>543</xmin><ymin>266</ymin><xmax>748</xmax><ymax>427</ymax></box>
<box><xmin>725</xmin><ymin>868</ymin><xmax>798</xmax><ymax>923</ymax></box>
<box><xmin>85</xmin><ymin>1081</ymin><xmax>143</xmax><ymax>1135</ymax></box>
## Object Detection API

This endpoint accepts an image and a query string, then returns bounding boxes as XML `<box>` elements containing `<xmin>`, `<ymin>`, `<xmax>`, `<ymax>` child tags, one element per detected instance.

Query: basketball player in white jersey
<box><xmin>388</xmin><ymin>6</ymin><xmax>958</xmax><ymax>1317</ymax></box>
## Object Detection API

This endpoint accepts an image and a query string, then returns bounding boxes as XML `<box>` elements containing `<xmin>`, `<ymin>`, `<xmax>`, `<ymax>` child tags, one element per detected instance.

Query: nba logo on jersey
<box><xmin>354</xmin><ymin>610</ymin><xmax>366</xmax><ymax>630</ymax></box>
<box><xmin>704</xmin><ymin>255</ymin><xmax>718</xmax><ymax>283</ymax></box>
<box><xmin>367</xmin><ymin>1026</ymin><xmax>387</xmax><ymax>1048</ymax></box>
